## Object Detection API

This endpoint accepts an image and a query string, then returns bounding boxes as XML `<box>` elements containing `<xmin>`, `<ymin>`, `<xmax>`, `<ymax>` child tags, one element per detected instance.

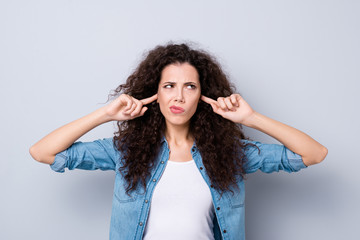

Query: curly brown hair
<box><xmin>111</xmin><ymin>42</ymin><xmax>255</xmax><ymax>196</ymax></box>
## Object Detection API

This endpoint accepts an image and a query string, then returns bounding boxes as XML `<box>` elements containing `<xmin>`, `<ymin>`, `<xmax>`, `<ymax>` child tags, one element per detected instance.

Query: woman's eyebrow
<box><xmin>162</xmin><ymin>81</ymin><xmax>198</xmax><ymax>85</ymax></box>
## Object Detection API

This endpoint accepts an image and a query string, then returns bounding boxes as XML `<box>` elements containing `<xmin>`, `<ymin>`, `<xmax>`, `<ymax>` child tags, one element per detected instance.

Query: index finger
<box><xmin>140</xmin><ymin>93</ymin><xmax>158</xmax><ymax>105</ymax></box>
<box><xmin>201</xmin><ymin>95</ymin><xmax>217</xmax><ymax>104</ymax></box>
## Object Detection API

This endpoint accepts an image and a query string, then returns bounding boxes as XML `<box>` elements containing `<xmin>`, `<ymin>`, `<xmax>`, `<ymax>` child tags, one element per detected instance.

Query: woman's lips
<box><xmin>170</xmin><ymin>106</ymin><xmax>185</xmax><ymax>114</ymax></box>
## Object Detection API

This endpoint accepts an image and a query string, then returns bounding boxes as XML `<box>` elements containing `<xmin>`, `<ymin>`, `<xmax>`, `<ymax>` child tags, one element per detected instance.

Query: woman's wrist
<box><xmin>93</xmin><ymin>106</ymin><xmax>114</xmax><ymax>124</ymax></box>
<box><xmin>241</xmin><ymin>111</ymin><xmax>261</xmax><ymax>128</ymax></box>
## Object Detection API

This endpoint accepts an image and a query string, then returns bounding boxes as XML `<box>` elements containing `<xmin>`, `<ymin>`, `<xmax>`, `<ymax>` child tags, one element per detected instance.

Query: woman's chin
<box><xmin>164</xmin><ymin>118</ymin><xmax>191</xmax><ymax>128</ymax></box>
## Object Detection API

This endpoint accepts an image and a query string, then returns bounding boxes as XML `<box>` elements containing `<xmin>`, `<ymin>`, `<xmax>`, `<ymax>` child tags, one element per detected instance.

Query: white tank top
<box><xmin>143</xmin><ymin>160</ymin><xmax>215</xmax><ymax>240</ymax></box>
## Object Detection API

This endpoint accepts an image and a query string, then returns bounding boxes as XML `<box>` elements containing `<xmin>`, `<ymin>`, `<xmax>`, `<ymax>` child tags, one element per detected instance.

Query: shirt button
<box><xmin>223</xmin><ymin>229</ymin><xmax>227</xmax><ymax>233</ymax></box>
<box><xmin>153</xmin><ymin>179</ymin><xmax>156</xmax><ymax>182</ymax></box>
<box><xmin>210</xmin><ymin>184</ymin><xmax>214</xmax><ymax>188</ymax></box>
<box><xmin>200</xmin><ymin>167</ymin><xmax>203</xmax><ymax>170</ymax></box>
<box><xmin>217</xmin><ymin>207</ymin><xmax>220</xmax><ymax>210</ymax></box>
<box><xmin>192</xmin><ymin>148</ymin><xmax>195</xmax><ymax>152</ymax></box>
<box><xmin>161</xmin><ymin>161</ymin><xmax>164</xmax><ymax>164</ymax></box>
<box><xmin>145</xmin><ymin>200</ymin><xmax>148</xmax><ymax>203</ymax></box>
<box><xmin>139</xmin><ymin>222</ymin><xmax>143</xmax><ymax>226</ymax></box>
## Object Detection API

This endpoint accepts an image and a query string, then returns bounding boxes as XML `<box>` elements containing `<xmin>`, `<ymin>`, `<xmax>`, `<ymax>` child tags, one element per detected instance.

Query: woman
<box><xmin>30</xmin><ymin>43</ymin><xmax>327</xmax><ymax>240</ymax></box>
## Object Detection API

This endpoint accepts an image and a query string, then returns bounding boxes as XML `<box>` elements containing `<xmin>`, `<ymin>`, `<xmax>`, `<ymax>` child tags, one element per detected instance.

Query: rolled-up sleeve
<box><xmin>241</xmin><ymin>139</ymin><xmax>307</xmax><ymax>174</ymax></box>
<box><xmin>50</xmin><ymin>138</ymin><xmax>120</xmax><ymax>173</ymax></box>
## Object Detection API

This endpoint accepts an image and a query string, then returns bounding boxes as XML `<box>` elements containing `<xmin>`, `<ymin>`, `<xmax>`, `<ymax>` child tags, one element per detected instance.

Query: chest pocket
<box><xmin>225</xmin><ymin>181</ymin><xmax>245</xmax><ymax>208</ymax></box>
<box><xmin>113</xmin><ymin>172</ymin><xmax>137</xmax><ymax>203</ymax></box>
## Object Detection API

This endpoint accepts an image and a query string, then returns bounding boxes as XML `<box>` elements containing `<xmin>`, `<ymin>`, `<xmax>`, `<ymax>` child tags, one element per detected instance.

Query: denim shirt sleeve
<box><xmin>50</xmin><ymin>138</ymin><xmax>120</xmax><ymax>173</ymax></box>
<box><xmin>241</xmin><ymin>139</ymin><xmax>307</xmax><ymax>174</ymax></box>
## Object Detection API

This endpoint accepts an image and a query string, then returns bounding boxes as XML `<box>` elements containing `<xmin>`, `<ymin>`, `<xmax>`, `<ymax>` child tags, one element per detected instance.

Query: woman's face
<box><xmin>157</xmin><ymin>63</ymin><xmax>201</xmax><ymax>127</ymax></box>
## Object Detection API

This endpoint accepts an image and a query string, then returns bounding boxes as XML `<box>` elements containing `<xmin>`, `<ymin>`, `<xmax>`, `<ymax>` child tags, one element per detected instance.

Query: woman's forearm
<box><xmin>244</xmin><ymin>112</ymin><xmax>328</xmax><ymax>166</ymax></box>
<box><xmin>29</xmin><ymin>107</ymin><xmax>111</xmax><ymax>165</ymax></box>
<box><xmin>30</xmin><ymin>93</ymin><xmax>157</xmax><ymax>165</ymax></box>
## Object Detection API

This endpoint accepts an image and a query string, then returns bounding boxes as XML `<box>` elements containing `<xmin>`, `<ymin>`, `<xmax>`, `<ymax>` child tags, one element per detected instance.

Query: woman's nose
<box><xmin>175</xmin><ymin>89</ymin><xmax>184</xmax><ymax>102</ymax></box>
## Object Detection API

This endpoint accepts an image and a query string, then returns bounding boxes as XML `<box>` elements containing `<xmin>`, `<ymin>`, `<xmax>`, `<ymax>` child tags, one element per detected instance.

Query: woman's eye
<box><xmin>163</xmin><ymin>84</ymin><xmax>196</xmax><ymax>89</ymax></box>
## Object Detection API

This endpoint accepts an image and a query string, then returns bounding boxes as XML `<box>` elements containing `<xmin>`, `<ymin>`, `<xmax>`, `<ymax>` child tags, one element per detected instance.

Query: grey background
<box><xmin>1</xmin><ymin>0</ymin><xmax>359</xmax><ymax>239</ymax></box>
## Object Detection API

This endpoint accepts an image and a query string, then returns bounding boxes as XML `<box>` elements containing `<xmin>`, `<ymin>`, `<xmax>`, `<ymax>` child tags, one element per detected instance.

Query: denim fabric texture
<box><xmin>51</xmin><ymin>136</ymin><xmax>307</xmax><ymax>240</ymax></box>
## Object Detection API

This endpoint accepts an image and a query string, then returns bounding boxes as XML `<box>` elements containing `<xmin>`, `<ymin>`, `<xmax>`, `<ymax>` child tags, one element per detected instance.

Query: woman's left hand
<box><xmin>201</xmin><ymin>94</ymin><xmax>256</xmax><ymax>126</ymax></box>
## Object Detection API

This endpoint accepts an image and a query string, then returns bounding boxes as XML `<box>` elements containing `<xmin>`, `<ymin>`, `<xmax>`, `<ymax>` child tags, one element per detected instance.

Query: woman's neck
<box><xmin>164</xmin><ymin>122</ymin><xmax>193</xmax><ymax>146</ymax></box>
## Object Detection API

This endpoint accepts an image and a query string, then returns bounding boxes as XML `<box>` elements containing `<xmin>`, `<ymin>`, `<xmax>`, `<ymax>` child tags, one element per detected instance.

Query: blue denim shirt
<box><xmin>50</xmin><ymin>137</ymin><xmax>307</xmax><ymax>240</ymax></box>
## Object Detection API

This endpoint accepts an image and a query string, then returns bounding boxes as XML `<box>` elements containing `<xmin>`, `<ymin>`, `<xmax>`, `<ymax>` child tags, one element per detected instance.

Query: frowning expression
<box><xmin>157</xmin><ymin>63</ymin><xmax>201</xmax><ymax>127</ymax></box>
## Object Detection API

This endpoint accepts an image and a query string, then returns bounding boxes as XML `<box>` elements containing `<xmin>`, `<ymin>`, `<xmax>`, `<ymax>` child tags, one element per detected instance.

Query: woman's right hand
<box><xmin>105</xmin><ymin>93</ymin><xmax>158</xmax><ymax>121</ymax></box>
